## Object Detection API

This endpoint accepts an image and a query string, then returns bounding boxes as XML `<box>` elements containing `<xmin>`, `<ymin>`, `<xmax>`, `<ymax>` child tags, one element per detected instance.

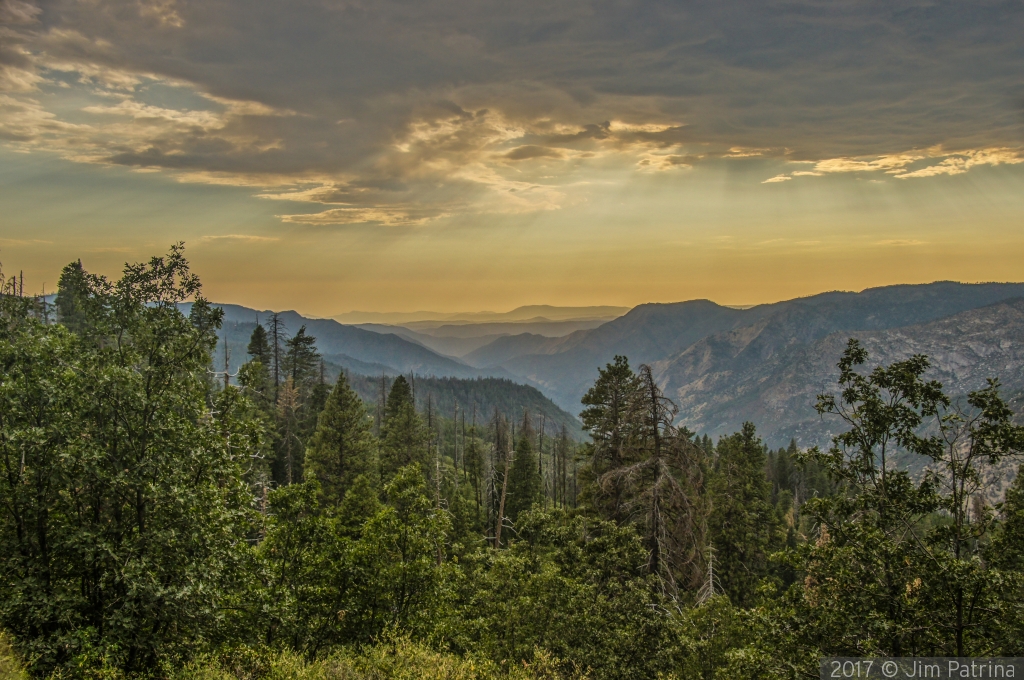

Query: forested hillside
<box><xmin>3</xmin><ymin>250</ymin><xmax>1024</xmax><ymax>680</ymax></box>
<box><xmin>346</xmin><ymin>374</ymin><xmax>584</xmax><ymax>439</ymax></box>
<box><xmin>206</xmin><ymin>304</ymin><xmax>502</xmax><ymax>379</ymax></box>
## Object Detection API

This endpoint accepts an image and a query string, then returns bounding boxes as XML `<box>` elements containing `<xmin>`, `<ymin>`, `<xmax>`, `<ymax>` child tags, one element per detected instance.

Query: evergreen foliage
<box><xmin>379</xmin><ymin>376</ymin><xmax>430</xmax><ymax>481</ymax></box>
<box><xmin>247</xmin><ymin>323</ymin><xmax>271</xmax><ymax>365</ymax></box>
<box><xmin>0</xmin><ymin>246</ymin><xmax>255</xmax><ymax>676</ymax></box>
<box><xmin>506</xmin><ymin>412</ymin><xmax>543</xmax><ymax>523</ymax></box>
<box><xmin>707</xmin><ymin>423</ymin><xmax>783</xmax><ymax>607</ymax></box>
<box><xmin>304</xmin><ymin>373</ymin><xmax>377</xmax><ymax>506</ymax></box>
<box><xmin>580</xmin><ymin>355</ymin><xmax>640</xmax><ymax>521</ymax></box>
<box><xmin>284</xmin><ymin>325</ymin><xmax>320</xmax><ymax>387</ymax></box>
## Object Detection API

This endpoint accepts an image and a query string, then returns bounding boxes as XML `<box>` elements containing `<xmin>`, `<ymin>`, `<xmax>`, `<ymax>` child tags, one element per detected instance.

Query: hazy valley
<box><xmin>211</xmin><ymin>281</ymin><xmax>1024</xmax><ymax>449</ymax></box>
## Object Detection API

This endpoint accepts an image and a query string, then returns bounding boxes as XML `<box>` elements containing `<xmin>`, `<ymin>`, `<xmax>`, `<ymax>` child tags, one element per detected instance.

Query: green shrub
<box><xmin>0</xmin><ymin>632</ymin><xmax>27</xmax><ymax>680</ymax></box>
<box><xmin>172</xmin><ymin>639</ymin><xmax>584</xmax><ymax>680</ymax></box>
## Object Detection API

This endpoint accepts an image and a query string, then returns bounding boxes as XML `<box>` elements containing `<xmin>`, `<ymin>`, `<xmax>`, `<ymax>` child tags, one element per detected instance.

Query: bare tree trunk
<box><xmin>495</xmin><ymin>445</ymin><xmax>512</xmax><ymax>548</ymax></box>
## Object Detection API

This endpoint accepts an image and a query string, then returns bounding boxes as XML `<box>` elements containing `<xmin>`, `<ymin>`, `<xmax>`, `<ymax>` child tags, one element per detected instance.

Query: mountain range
<box><xmin>208</xmin><ymin>282</ymin><xmax>1024</xmax><ymax>448</ymax></box>
<box><xmin>210</xmin><ymin>304</ymin><xmax>496</xmax><ymax>380</ymax></box>
<box><xmin>332</xmin><ymin>305</ymin><xmax>628</xmax><ymax>325</ymax></box>
<box><xmin>353</xmin><ymin>317</ymin><xmax>610</xmax><ymax>358</ymax></box>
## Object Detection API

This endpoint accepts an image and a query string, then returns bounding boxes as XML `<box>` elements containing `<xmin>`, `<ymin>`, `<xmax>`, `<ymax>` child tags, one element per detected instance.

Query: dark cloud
<box><xmin>2</xmin><ymin>0</ymin><xmax>1022</xmax><ymax>218</ymax></box>
<box><xmin>502</xmin><ymin>145</ymin><xmax>565</xmax><ymax>160</ymax></box>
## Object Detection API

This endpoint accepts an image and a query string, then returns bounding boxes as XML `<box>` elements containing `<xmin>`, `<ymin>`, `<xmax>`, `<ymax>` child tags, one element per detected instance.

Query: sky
<box><xmin>1</xmin><ymin>0</ymin><xmax>1023</xmax><ymax>316</ymax></box>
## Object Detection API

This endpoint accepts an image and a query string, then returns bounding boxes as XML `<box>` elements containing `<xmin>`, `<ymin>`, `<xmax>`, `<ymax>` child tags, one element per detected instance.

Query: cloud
<box><xmin>0</xmin><ymin>0</ymin><xmax>40</xmax><ymax>24</ymax></box>
<box><xmin>1</xmin><ymin>0</ymin><xmax>1023</xmax><ymax>227</ymax></box>
<box><xmin>636</xmin><ymin>153</ymin><xmax>700</xmax><ymax>171</ymax></box>
<box><xmin>765</xmin><ymin>147</ymin><xmax>1024</xmax><ymax>183</ymax></box>
<box><xmin>813</xmin><ymin>154</ymin><xmax>922</xmax><ymax>174</ymax></box>
<box><xmin>199</xmin><ymin>234</ymin><xmax>280</xmax><ymax>242</ymax></box>
<box><xmin>875</xmin><ymin>239</ymin><xmax>925</xmax><ymax>247</ymax></box>
<box><xmin>894</xmin><ymin>148</ymin><xmax>1024</xmax><ymax>179</ymax></box>
<box><xmin>502</xmin><ymin>145</ymin><xmax>565</xmax><ymax>161</ymax></box>
<box><xmin>277</xmin><ymin>207</ymin><xmax>446</xmax><ymax>227</ymax></box>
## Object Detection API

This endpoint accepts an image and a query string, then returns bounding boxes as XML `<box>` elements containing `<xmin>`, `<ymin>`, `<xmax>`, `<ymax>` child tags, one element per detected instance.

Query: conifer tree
<box><xmin>506</xmin><ymin>411</ymin><xmax>543</xmax><ymax>523</ymax></box>
<box><xmin>284</xmin><ymin>325</ymin><xmax>321</xmax><ymax>388</ymax></box>
<box><xmin>55</xmin><ymin>259</ymin><xmax>107</xmax><ymax>337</ymax></box>
<box><xmin>239</xmin><ymin>324</ymin><xmax>273</xmax><ymax>410</ymax></box>
<box><xmin>302</xmin><ymin>359</ymin><xmax>330</xmax><ymax>435</ymax></box>
<box><xmin>247</xmin><ymin>323</ymin><xmax>271</xmax><ymax>365</ymax></box>
<box><xmin>554</xmin><ymin>425</ymin><xmax>571</xmax><ymax>508</ymax></box>
<box><xmin>463</xmin><ymin>412</ymin><xmax>484</xmax><ymax>518</ymax></box>
<box><xmin>598</xmin><ymin>364</ymin><xmax>708</xmax><ymax>592</ymax></box>
<box><xmin>489</xmin><ymin>409</ymin><xmax>512</xmax><ymax>546</ymax></box>
<box><xmin>266</xmin><ymin>313</ymin><xmax>287</xmax><ymax>400</ymax></box>
<box><xmin>304</xmin><ymin>372</ymin><xmax>377</xmax><ymax>506</ymax></box>
<box><xmin>708</xmin><ymin>422</ymin><xmax>783</xmax><ymax>607</ymax></box>
<box><xmin>580</xmin><ymin>355</ymin><xmax>640</xmax><ymax>521</ymax></box>
<box><xmin>379</xmin><ymin>375</ymin><xmax>429</xmax><ymax>482</ymax></box>
<box><xmin>276</xmin><ymin>377</ymin><xmax>302</xmax><ymax>485</ymax></box>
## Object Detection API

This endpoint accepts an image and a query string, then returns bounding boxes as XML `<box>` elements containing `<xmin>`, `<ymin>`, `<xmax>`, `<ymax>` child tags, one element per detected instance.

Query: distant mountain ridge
<box><xmin>203</xmin><ymin>303</ymin><xmax>585</xmax><ymax>433</ymax></box>
<box><xmin>207</xmin><ymin>304</ymin><xmax>506</xmax><ymax>381</ymax></box>
<box><xmin>332</xmin><ymin>305</ymin><xmax>628</xmax><ymax>325</ymax></box>
<box><xmin>354</xmin><ymin>318</ymin><xmax>609</xmax><ymax>358</ymax></box>
<box><xmin>463</xmin><ymin>282</ymin><xmax>1024</xmax><ymax>445</ymax></box>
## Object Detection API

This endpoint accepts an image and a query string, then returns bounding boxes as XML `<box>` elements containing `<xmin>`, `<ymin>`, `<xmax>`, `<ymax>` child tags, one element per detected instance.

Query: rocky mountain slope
<box><xmin>655</xmin><ymin>298</ymin><xmax>1024</xmax><ymax>448</ymax></box>
<box><xmin>483</xmin><ymin>282</ymin><xmax>1024</xmax><ymax>416</ymax></box>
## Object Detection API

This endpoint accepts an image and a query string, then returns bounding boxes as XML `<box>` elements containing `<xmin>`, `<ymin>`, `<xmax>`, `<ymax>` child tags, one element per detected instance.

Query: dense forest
<box><xmin>2</xmin><ymin>247</ymin><xmax>1024</xmax><ymax>680</ymax></box>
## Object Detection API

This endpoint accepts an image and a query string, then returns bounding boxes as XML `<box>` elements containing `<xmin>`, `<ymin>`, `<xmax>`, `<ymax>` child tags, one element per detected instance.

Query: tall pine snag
<box><xmin>590</xmin><ymin>363</ymin><xmax>708</xmax><ymax>593</ymax></box>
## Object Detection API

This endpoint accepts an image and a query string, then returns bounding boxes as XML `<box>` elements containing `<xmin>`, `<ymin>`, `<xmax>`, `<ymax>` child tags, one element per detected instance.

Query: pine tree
<box><xmin>597</xmin><ymin>364</ymin><xmax>708</xmax><ymax>592</ymax></box>
<box><xmin>239</xmin><ymin>325</ymin><xmax>273</xmax><ymax>410</ymax></box>
<box><xmin>247</xmin><ymin>323</ymin><xmax>271</xmax><ymax>365</ymax></box>
<box><xmin>489</xmin><ymin>409</ymin><xmax>511</xmax><ymax>547</ymax></box>
<box><xmin>580</xmin><ymin>355</ymin><xmax>640</xmax><ymax>521</ymax></box>
<box><xmin>284</xmin><ymin>325</ymin><xmax>321</xmax><ymax>389</ymax></box>
<box><xmin>55</xmin><ymin>259</ymin><xmax>109</xmax><ymax>337</ymax></box>
<box><xmin>554</xmin><ymin>425</ymin><xmax>571</xmax><ymax>508</ymax></box>
<box><xmin>463</xmin><ymin>411</ymin><xmax>484</xmax><ymax>519</ymax></box>
<box><xmin>708</xmin><ymin>422</ymin><xmax>783</xmax><ymax>607</ymax></box>
<box><xmin>506</xmin><ymin>411</ymin><xmax>542</xmax><ymax>523</ymax></box>
<box><xmin>304</xmin><ymin>372</ymin><xmax>377</xmax><ymax>506</ymax></box>
<box><xmin>379</xmin><ymin>375</ymin><xmax>429</xmax><ymax>482</ymax></box>
<box><xmin>302</xmin><ymin>360</ymin><xmax>330</xmax><ymax>436</ymax></box>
